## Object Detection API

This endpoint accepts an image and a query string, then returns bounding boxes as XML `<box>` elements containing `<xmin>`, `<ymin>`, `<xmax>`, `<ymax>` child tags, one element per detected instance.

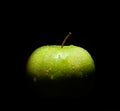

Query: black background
<box><xmin>3</xmin><ymin>3</ymin><xmax>119</xmax><ymax>109</ymax></box>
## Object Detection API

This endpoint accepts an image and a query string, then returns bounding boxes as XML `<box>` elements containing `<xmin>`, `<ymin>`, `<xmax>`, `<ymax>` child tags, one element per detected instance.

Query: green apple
<box><xmin>26</xmin><ymin>32</ymin><xmax>95</xmax><ymax>82</ymax></box>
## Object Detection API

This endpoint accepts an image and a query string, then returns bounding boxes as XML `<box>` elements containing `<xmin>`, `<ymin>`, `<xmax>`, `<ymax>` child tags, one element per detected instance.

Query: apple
<box><xmin>26</xmin><ymin>32</ymin><xmax>95</xmax><ymax>82</ymax></box>
<box><xmin>27</xmin><ymin>33</ymin><xmax>95</xmax><ymax>80</ymax></box>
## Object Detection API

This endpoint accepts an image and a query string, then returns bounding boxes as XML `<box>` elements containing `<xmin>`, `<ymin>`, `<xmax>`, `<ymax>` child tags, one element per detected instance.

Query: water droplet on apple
<box><xmin>45</xmin><ymin>70</ymin><xmax>49</xmax><ymax>75</ymax></box>
<box><xmin>71</xmin><ymin>64</ymin><xmax>75</xmax><ymax>70</ymax></box>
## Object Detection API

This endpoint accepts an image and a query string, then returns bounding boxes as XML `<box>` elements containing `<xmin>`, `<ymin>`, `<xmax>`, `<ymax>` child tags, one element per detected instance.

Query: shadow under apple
<box><xmin>26</xmin><ymin>73</ymin><xmax>95</xmax><ymax>99</ymax></box>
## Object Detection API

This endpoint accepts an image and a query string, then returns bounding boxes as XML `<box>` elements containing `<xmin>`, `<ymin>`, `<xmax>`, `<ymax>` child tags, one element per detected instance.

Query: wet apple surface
<box><xmin>26</xmin><ymin>45</ymin><xmax>95</xmax><ymax>80</ymax></box>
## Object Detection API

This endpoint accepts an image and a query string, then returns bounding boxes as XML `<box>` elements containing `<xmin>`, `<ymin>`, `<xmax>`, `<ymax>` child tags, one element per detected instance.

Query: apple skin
<box><xmin>26</xmin><ymin>45</ymin><xmax>95</xmax><ymax>80</ymax></box>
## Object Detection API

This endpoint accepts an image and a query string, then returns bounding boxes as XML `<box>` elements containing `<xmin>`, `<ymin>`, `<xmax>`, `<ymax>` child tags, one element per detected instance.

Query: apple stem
<box><xmin>61</xmin><ymin>32</ymin><xmax>72</xmax><ymax>48</ymax></box>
